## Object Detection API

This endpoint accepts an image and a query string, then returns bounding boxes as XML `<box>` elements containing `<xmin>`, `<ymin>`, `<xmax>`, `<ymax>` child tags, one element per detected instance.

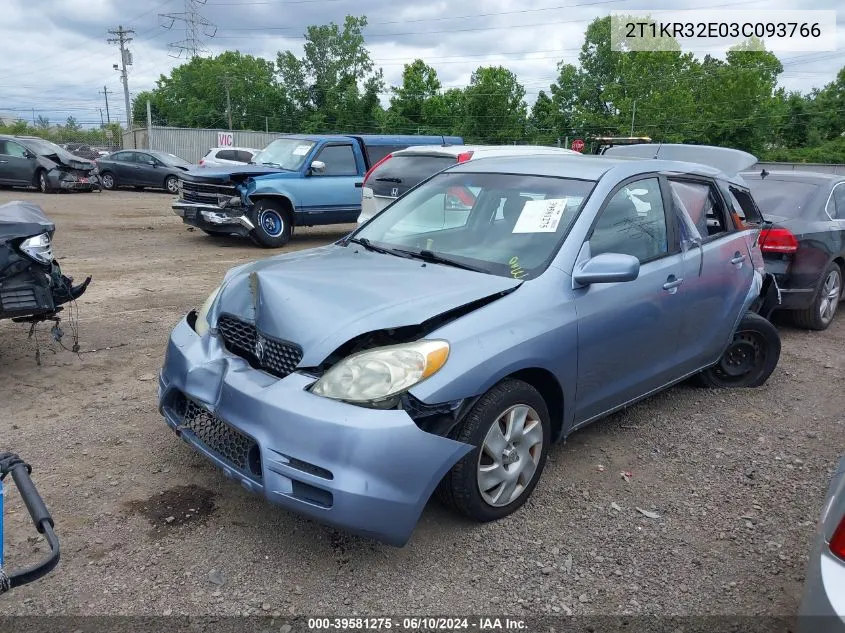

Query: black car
<box><xmin>0</xmin><ymin>135</ymin><xmax>99</xmax><ymax>193</ymax></box>
<box><xmin>743</xmin><ymin>170</ymin><xmax>845</xmax><ymax>330</ymax></box>
<box><xmin>63</xmin><ymin>143</ymin><xmax>103</xmax><ymax>161</ymax></box>
<box><xmin>96</xmin><ymin>150</ymin><xmax>192</xmax><ymax>194</ymax></box>
<box><xmin>0</xmin><ymin>201</ymin><xmax>90</xmax><ymax>323</ymax></box>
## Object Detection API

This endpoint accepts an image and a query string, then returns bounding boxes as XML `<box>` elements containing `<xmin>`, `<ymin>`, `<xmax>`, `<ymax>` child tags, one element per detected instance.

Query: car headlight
<box><xmin>310</xmin><ymin>340</ymin><xmax>450</xmax><ymax>404</ymax></box>
<box><xmin>19</xmin><ymin>233</ymin><xmax>54</xmax><ymax>265</ymax></box>
<box><xmin>194</xmin><ymin>285</ymin><xmax>221</xmax><ymax>337</ymax></box>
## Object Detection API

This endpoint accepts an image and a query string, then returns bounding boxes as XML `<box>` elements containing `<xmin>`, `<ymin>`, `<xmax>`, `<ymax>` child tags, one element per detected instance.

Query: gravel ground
<box><xmin>0</xmin><ymin>189</ymin><xmax>843</xmax><ymax>618</ymax></box>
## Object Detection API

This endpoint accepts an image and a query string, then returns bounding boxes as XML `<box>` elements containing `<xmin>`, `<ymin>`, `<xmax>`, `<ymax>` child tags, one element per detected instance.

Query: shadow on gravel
<box><xmin>125</xmin><ymin>484</ymin><xmax>217</xmax><ymax>538</ymax></box>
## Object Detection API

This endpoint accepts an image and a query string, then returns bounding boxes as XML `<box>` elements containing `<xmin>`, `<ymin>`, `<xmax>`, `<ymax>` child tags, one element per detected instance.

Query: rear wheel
<box><xmin>695</xmin><ymin>312</ymin><xmax>781</xmax><ymax>388</ymax></box>
<box><xmin>100</xmin><ymin>171</ymin><xmax>116</xmax><ymax>190</ymax></box>
<box><xmin>437</xmin><ymin>379</ymin><xmax>550</xmax><ymax>522</ymax></box>
<box><xmin>250</xmin><ymin>199</ymin><xmax>292</xmax><ymax>248</ymax></box>
<box><xmin>791</xmin><ymin>262</ymin><xmax>842</xmax><ymax>331</ymax></box>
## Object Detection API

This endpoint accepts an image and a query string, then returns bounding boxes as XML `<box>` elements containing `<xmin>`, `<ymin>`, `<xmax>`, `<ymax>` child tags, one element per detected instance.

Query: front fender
<box><xmin>244</xmin><ymin>182</ymin><xmax>299</xmax><ymax>210</ymax></box>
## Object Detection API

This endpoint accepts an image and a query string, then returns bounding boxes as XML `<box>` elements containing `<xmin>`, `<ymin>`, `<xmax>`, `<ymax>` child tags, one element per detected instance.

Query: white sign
<box><xmin>512</xmin><ymin>199</ymin><xmax>568</xmax><ymax>234</ymax></box>
<box><xmin>217</xmin><ymin>131</ymin><xmax>234</xmax><ymax>147</ymax></box>
<box><xmin>292</xmin><ymin>144</ymin><xmax>312</xmax><ymax>156</ymax></box>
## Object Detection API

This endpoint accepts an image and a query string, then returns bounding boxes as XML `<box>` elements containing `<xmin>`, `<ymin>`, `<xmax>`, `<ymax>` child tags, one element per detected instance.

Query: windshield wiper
<box><xmin>397</xmin><ymin>249</ymin><xmax>488</xmax><ymax>273</ymax></box>
<box><xmin>345</xmin><ymin>237</ymin><xmax>408</xmax><ymax>257</ymax></box>
<box><xmin>374</xmin><ymin>177</ymin><xmax>402</xmax><ymax>183</ymax></box>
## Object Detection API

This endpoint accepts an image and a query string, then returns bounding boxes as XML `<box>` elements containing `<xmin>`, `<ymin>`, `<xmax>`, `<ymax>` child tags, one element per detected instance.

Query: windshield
<box><xmin>154</xmin><ymin>152</ymin><xmax>191</xmax><ymax>167</ymax></box>
<box><xmin>745</xmin><ymin>178</ymin><xmax>820</xmax><ymax>219</ymax></box>
<box><xmin>252</xmin><ymin>139</ymin><xmax>315</xmax><ymax>170</ymax></box>
<box><xmin>353</xmin><ymin>172</ymin><xmax>594</xmax><ymax>279</ymax></box>
<box><xmin>21</xmin><ymin>138</ymin><xmax>71</xmax><ymax>157</ymax></box>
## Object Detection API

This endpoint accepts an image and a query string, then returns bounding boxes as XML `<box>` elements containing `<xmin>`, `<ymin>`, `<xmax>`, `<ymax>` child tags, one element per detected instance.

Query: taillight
<box><xmin>456</xmin><ymin>151</ymin><xmax>474</xmax><ymax>163</ymax></box>
<box><xmin>199</xmin><ymin>159</ymin><xmax>205</xmax><ymax>165</ymax></box>
<box><xmin>363</xmin><ymin>153</ymin><xmax>392</xmax><ymax>185</ymax></box>
<box><xmin>830</xmin><ymin>514</ymin><xmax>845</xmax><ymax>562</ymax></box>
<box><xmin>758</xmin><ymin>227</ymin><xmax>798</xmax><ymax>254</ymax></box>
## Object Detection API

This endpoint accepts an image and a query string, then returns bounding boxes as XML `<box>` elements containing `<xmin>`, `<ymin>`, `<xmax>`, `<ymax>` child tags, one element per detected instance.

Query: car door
<box><xmin>0</xmin><ymin>140</ymin><xmax>37</xmax><ymax>186</ymax></box>
<box><xmin>134</xmin><ymin>152</ymin><xmax>162</xmax><ymax>186</ymax></box>
<box><xmin>667</xmin><ymin>177</ymin><xmax>756</xmax><ymax>370</ymax></box>
<box><xmin>573</xmin><ymin>176</ymin><xmax>688</xmax><ymax>424</ymax></box>
<box><xmin>827</xmin><ymin>181</ymin><xmax>845</xmax><ymax>267</ymax></box>
<box><xmin>301</xmin><ymin>143</ymin><xmax>363</xmax><ymax>224</ymax></box>
<box><xmin>108</xmin><ymin>151</ymin><xmax>136</xmax><ymax>183</ymax></box>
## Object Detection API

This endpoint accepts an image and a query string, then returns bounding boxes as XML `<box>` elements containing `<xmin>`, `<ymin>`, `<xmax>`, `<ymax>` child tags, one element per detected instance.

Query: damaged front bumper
<box><xmin>158</xmin><ymin>316</ymin><xmax>473</xmax><ymax>546</ymax></box>
<box><xmin>0</xmin><ymin>261</ymin><xmax>91</xmax><ymax>321</ymax></box>
<box><xmin>48</xmin><ymin>169</ymin><xmax>100</xmax><ymax>192</ymax></box>
<box><xmin>173</xmin><ymin>202</ymin><xmax>255</xmax><ymax>237</ymax></box>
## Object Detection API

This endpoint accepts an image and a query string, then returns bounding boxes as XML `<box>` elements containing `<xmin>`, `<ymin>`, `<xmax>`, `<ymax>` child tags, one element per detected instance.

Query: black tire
<box><xmin>695</xmin><ymin>312</ymin><xmax>781</xmax><ymax>388</ymax></box>
<box><xmin>164</xmin><ymin>175</ymin><xmax>179</xmax><ymax>195</ymax></box>
<box><xmin>437</xmin><ymin>379</ymin><xmax>550</xmax><ymax>522</ymax></box>
<box><xmin>249</xmin><ymin>199</ymin><xmax>292</xmax><ymax>248</ymax></box>
<box><xmin>100</xmin><ymin>171</ymin><xmax>116</xmax><ymax>190</ymax></box>
<box><xmin>36</xmin><ymin>169</ymin><xmax>54</xmax><ymax>193</ymax></box>
<box><xmin>791</xmin><ymin>261</ymin><xmax>842</xmax><ymax>331</ymax></box>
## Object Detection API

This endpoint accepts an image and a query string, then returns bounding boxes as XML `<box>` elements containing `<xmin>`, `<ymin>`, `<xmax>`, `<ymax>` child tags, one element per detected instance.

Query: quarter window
<box><xmin>669</xmin><ymin>179</ymin><xmax>732</xmax><ymax>240</ymax></box>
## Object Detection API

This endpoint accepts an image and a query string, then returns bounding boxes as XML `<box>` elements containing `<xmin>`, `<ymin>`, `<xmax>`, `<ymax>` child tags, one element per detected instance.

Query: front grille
<box><xmin>175</xmin><ymin>396</ymin><xmax>262</xmax><ymax>480</ymax></box>
<box><xmin>1</xmin><ymin>287</ymin><xmax>39</xmax><ymax>311</ymax></box>
<box><xmin>217</xmin><ymin>314</ymin><xmax>303</xmax><ymax>379</ymax></box>
<box><xmin>179</xmin><ymin>179</ymin><xmax>236</xmax><ymax>205</ymax></box>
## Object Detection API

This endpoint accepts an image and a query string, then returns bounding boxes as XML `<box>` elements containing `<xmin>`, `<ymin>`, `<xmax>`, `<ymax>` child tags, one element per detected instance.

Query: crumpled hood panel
<box><xmin>212</xmin><ymin>245</ymin><xmax>522</xmax><ymax>366</ymax></box>
<box><xmin>0</xmin><ymin>200</ymin><xmax>55</xmax><ymax>241</ymax></box>
<box><xmin>182</xmin><ymin>165</ymin><xmax>284</xmax><ymax>184</ymax></box>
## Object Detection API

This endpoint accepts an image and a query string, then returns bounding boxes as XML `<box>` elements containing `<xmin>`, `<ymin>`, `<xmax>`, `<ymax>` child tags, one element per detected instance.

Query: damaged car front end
<box><xmin>3</xmin><ymin>136</ymin><xmax>101</xmax><ymax>193</ymax></box>
<box><xmin>0</xmin><ymin>201</ymin><xmax>91</xmax><ymax>323</ymax></box>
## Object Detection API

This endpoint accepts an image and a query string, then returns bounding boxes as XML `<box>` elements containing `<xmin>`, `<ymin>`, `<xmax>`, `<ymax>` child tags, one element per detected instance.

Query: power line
<box><xmin>107</xmin><ymin>25</ymin><xmax>135</xmax><ymax>129</ymax></box>
<box><xmin>160</xmin><ymin>0</ymin><xmax>217</xmax><ymax>58</ymax></box>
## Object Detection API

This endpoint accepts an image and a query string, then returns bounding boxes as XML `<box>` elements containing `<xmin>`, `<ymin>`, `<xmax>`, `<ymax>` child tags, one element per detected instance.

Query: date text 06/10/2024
<box><xmin>307</xmin><ymin>617</ymin><xmax>527</xmax><ymax>630</ymax></box>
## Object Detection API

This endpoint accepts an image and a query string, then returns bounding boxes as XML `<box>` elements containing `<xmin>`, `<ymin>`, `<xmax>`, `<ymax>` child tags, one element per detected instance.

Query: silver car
<box><xmin>799</xmin><ymin>455</ymin><xmax>845</xmax><ymax>631</ymax></box>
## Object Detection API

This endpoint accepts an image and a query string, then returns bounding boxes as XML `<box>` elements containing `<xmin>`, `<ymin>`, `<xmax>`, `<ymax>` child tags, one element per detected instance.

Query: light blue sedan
<box><xmin>159</xmin><ymin>150</ymin><xmax>782</xmax><ymax>545</ymax></box>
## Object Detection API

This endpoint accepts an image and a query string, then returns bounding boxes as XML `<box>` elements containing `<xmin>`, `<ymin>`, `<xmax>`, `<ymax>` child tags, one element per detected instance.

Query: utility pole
<box><xmin>108</xmin><ymin>25</ymin><xmax>135</xmax><ymax>130</ymax></box>
<box><xmin>99</xmin><ymin>85</ymin><xmax>113</xmax><ymax>124</ymax></box>
<box><xmin>222</xmin><ymin>74</ymin><xmax>233</xmax><ymax>130</ymax></box>
<box><xmin>100</xmin><ymin>109</ymin><xmax>104</xmax><ymax>127</ymax></box>
<box><xmin>630</xmin><ymin>101</ymin><xmax>637</xmax><ymax>136</ymax></box>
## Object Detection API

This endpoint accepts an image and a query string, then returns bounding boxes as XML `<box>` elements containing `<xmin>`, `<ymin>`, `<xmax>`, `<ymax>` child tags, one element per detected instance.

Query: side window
<box><xmin>727</xmin><ymin>186</ymin><xmax>763</xmax><ymax>226</ymax></box>
<box><xmin>236</xmin><ymin>150</ymin><xmax>254</xmax><ymax>163</ymax></box>
<box><xmin>831</xmin><ymin>183</ymin><xmax>845</xmax><ymax>219</ymax></box>
<box><xmin>589</xmin><ymin>177</ymin><xmax>668</xmax><ymax>263</ymax></box>
<box><xmin>314</xmin><ymin>144</ymin><xmax>358</xmax><ymax>176</ymax></box>
<box><xmin>115</xmin><ymin>151</ymin><xmax>135</xmax><ymax>163</ymax></box>
<box><xmin>217</xmin><ymin>150</ymin><xmax>237</xmax><ymax>161</ymax></box>
<box><xmin>366</xmin><ymin>145</ymin><xmax>403</xmax><ymax>165</ymax></box>
<box><xmin>4</xmin><ymin>141</ymin><xmax>29</xmax><ymax>158</ymax></box>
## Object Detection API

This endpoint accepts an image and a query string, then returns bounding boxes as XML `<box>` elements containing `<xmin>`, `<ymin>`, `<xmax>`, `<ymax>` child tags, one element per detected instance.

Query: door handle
<box><xmin>663</xmin><ymin>275</ymin><xmax>683</xmax><ymax>292</ymax></box>
<box><xmin>731</xmin><ymin>252</ymin><xmax>746</xmax><ymax>266</ymax></box>
<box><xmin>0</xmin><ymin>160</ymin><xmax>7</xmax><ymax>164</ymax></box>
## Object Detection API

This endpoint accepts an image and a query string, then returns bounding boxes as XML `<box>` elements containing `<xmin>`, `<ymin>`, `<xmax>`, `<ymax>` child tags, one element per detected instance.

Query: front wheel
<box><xmin>37</xmin><ymin>169</ymin><xmax>54</xmax><ymax>193</ymax></box>
<box><xmin>250</xmin><ymin>199</ymin><xmax>292</xmax><ymax>248</ymax></box>
<box><xmin>695</xmin><ymin>312</ymin><xmax>781</xmax><ymax>388</ymax></box>
<box><xmin>437</xmin><ymin>379</ymin><xmax>550</xmax><ymax>522</ymax></box>
<box><xmin>164</xmin><ymin>175</ymin><xmax>179</xmax><ymax>195</ymax></box>
<box><xmin>100</xmin><ymin>171</ymin><xmax>116</xmax><ymax>190</ymax></box>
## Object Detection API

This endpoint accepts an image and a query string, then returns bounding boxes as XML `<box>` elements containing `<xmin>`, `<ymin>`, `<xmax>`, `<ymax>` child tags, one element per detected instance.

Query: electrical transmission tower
<box><xmin>160</xmin><ymin>0</ymin><xmax>217</xmax><ymax>58</ymax></box>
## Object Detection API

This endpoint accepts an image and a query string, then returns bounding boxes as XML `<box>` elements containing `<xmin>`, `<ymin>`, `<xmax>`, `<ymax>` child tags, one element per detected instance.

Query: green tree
<box><xmin>462</xmin><ymin>66</ymin><xmax>527</xmax><ymax>143</ymax></box>
<box><xmin>35</xmin><ymin>115</ymin><xmax>50</xmax><ymax>131</ymax></box>
<box><xmin>64</xmin><ymin>116</ymin><xmax>81</xmax><ymax>132</ymax></box>
<box><xmin>528</xmin><ymin>90</ymin><xmax>558</xmax><ymax>145</ymax></box>
<box><xmin>389</xmin><ymin>59</ymin><xmax>442</xmax><ymax>133</ymax></box>
<box><xmin>277</xmin><ymin>15</ymin><xmax>384</xmax><ymax>133</ymax></box>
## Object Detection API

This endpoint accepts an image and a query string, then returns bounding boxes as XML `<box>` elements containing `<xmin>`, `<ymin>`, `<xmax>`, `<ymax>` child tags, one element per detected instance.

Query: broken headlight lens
<box><xmin>194</xmin><ymin>285</ymin><xmax>221</xmax><ymax>337</ymax></box>
<box><xmin>19</xmin><ymin>233</ymin><xmax>54</xmax><ymax>265</ymax></box>
<box><xmin>310</xmin><ymin>340</ymin><xmax>449</xmax><ymax>404</ymax></box>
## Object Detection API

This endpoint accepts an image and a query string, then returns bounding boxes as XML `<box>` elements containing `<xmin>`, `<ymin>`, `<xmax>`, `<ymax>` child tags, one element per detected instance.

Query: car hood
<box><xmin>0</xmin><ymin>200</ymin><xmax>55</xmax><ymax>242</ymax></box>
<box><xmin>38</xmin><ymin>151</ymin><xmax>95</xmax><ymax>172</ymax></box>
<box><xmin>181</xmin><ymin>165</ymin><xmax>287</xmax><ymax>184</ymax></box>
<box><xmin>212</xmin><ymin>244</ymin><xmax>522</xmax><ymax>366</ymax></box>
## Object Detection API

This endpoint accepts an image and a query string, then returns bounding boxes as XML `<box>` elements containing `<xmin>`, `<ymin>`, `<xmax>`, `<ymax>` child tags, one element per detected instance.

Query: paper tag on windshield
<box><xmin>512</xmin><ymin>198</ymin><xmax>568</xmax><ymax>233</ymax></box>
<box><xmin>292</xmin><ymin>145</ymin><xmax>311</xmax><ymax>156</ymax></box>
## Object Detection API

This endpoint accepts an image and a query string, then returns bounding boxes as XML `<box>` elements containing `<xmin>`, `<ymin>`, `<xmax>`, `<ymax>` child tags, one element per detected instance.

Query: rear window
<box><xmin>745</xmin><ymin>178</ymin><xmax>820</xmax><ymax>219</ymax></box>
<box><xmin>368</xmin><ymin>154</ymin><xmax>457</xmax><ymax>198</ymax></box>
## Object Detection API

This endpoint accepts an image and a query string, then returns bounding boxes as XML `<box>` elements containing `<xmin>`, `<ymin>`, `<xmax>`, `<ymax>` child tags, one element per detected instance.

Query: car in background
<box><xmin>199</xmin><ymin>147</ymin><xmax>259</xmax><ymax>168</ymax></box>
<box><xmin>96</xmin><ymin>150</ymin><xmax>193</xmax><ymax>194</ymax></box>
<box><xmin>357</xmin><ymin>145</ymin><xmax>582</xmax><ymax>225</ymax></box>
<box><xmin>159</xmin><ymin>147</ymin><xmax>780</xmax><ymax>546</ymax></box>
<box><xmin>741</xmin><ymin>170</ymin><xmax>845</xmax><ymax>330</ymax></box>
<box><xmin>0</xmin><ymin>135</ymin><xmax>99</xmax><ymax>193</ymax></box>
<box><xmin>62</xmin><ymin>143</ymin><xmax>102</xmax><ymax>161</ymax></box>
<box><xmin>798</xmin><ymin>455</ymin><xmax>845</xmax><ymax>632</ymax></box>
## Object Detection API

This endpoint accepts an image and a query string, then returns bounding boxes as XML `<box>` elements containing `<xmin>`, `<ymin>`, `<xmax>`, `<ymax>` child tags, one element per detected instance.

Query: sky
<box><xmin>0</xmin><ymin>0</ymin><xmax>843</xmax><ymax>128</ymax></box>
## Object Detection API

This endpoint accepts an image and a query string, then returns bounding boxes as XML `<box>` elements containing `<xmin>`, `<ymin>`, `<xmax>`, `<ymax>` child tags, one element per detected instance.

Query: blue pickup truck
<box><xmin>172</xmin><ymin>134</ymin><xmax>463</xmax><ymax>247</ymax></box>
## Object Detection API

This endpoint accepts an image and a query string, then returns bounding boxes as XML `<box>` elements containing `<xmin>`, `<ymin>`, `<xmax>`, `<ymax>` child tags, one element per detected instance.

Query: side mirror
<box><xmin>572</xmin><ymin>252</ymin><xmax>640</xmax><ymax>286</ymax></box>
<box><xmin>148</xmin><ymin>160</ymin><xmax>157</xmax><ymax>167</ymax></box>
<box><xmin>310</xmin><ymin>160</ymin><xmax>326</xmax><ymax>174</ymax></box>
<box><xmin>25</xmin><ymin>151</ymin><xmax>36</xmax><ymax>160</ymax></box>
<box><xmin>354</xmin><ymin>181</ymin><xmax>363</xmax><ymax>188</ymax></box>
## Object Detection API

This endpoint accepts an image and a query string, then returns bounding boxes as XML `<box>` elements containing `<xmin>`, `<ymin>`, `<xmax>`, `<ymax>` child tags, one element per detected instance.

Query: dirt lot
<box><xmin>0</xmin><ymin>189</ymin><xmax>843</xmax><ymax>618</ymax></box>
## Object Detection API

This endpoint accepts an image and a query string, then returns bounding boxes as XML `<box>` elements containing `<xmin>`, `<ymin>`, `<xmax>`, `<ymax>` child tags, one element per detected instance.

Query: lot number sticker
<box><xmin>293</xmin><ymin>145</ymin><xmax>312</xmax><ymax>156</ymax></box>
<box><xmin>512</xmin><ymin>198</ymin><xmax>568</xmax><ymax>233</ymax></box>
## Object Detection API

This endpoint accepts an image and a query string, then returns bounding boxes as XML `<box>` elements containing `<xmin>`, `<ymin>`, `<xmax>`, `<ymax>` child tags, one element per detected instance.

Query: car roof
<box><xmin>741</xmin><ymin>170</ymin><xmax>845</xmax><ymax>185</ymax></box>
<box><xmin>390</xmin><ymin>144</ymin><xmax>580</xmax><ymax>158</ymax></box>
<box><xmin>211</xmin><ymin>146</ymin><xmax>259</xmax><ymax>152</ymax></box>
<box><xmin>448</xmin><ymin>153</ymin><xmax>733</xmax><ymax>183</ymax></box>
